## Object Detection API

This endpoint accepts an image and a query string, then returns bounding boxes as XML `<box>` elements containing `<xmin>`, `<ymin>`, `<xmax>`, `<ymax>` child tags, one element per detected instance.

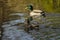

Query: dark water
<box><xmin>1</xmin><ymin>13</ymin><xmax>60</xmax><ymax>40</ymax></box>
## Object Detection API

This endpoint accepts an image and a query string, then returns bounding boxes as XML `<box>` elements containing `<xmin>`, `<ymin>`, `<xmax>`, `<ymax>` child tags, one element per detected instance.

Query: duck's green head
<box><xmin>25</xmin><ymin>5</ymin><xmax>33</xmax><ymax>11</ymax></box>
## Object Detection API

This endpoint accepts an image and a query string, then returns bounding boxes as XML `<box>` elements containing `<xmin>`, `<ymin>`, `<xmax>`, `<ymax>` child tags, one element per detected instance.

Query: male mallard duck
<box><xmin>25</xmin><ymin>5</ymin><xmax>46</xmax><ymax>32</ymax></box>
<box><xmin>25</xmin><ymin>5</ymin><xmax>47</xmax><ymax>32</ymax></box>
<box><xmin>25</xmin><ymin>5</ymin><xmax>46</xmax><ymax>25</ymax></box>
<box><xmin>25</xmin><ymin>4</ymin><xmax>46</xmax><ymax>17</ymax></box>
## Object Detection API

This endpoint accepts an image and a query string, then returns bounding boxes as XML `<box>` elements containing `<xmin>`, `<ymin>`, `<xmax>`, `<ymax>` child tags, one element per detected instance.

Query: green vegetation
<box><xmin>7</xmin><ymin>0</ymin><xmax>60</xmax><ymax>13</ymax></box>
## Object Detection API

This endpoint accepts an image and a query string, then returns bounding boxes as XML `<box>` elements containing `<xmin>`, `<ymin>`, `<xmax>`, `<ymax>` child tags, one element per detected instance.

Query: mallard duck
<box><xmin>25</xmin><ymin>4</ymin><xmax>46</xmax><ymax>17</ymax></box>
<box><xmin>25</xmin><ymin>5</ymin><xmax>46</xmax><ymax>25</ymax></box>
<box><xmin>25</xmin><ymin>5</ymin><xmax>46</xmax><ymax>32</ymax></box>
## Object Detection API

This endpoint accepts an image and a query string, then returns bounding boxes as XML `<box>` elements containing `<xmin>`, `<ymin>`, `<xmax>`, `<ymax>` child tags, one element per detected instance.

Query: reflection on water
<box><xmin>1</xmin><ymin>13</ymin><xmax>35</xmax><ymax>40</ymax></box>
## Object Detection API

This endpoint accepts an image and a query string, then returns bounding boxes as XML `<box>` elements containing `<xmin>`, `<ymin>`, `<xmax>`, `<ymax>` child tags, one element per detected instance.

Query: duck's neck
<box><xmin>30</xmin><ymin>8</ymin><xmax>33</xmax><ymax>11</ymax></box>
<box><xmin>29</xmin><ymin>6</ymin><xmax>33</xmax><ymax>11</ymax></box>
